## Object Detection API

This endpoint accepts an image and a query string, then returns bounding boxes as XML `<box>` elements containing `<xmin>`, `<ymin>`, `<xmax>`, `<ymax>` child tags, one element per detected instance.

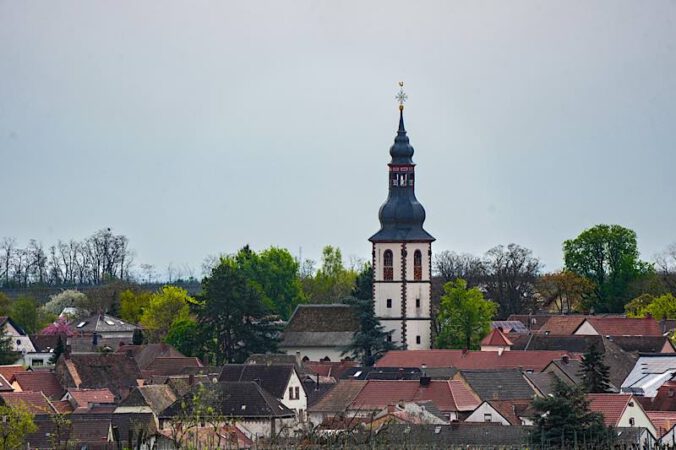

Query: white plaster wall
<box><xmin>374</xmin><ymin>243</ymin><xmax>403</xmax><ymax>282</ymax></box>
<box><xmin>404</xmin><ymin>243</ymin><xmax>431</xmax><ymax>281</ymax></box>
<box><xmin>374</xmin><ymin>283</ymin><xmax>402</xmax><ymax>318</ymax></box>
<box><xmin>281</xmin><ymin>370</ymin><xmax>308</xmax><ymax>420</ymax></box>
<box><xmin>465</xmin><ymin>403</ymin><xmax>510</xmax><ymax>425</ymax></box>
<box><xmin>382</xmin><ymin>321</ymin><xmax>402</xmax><ymax>345</ymax></box>
<box><xmin>405</xmin><ymin>320</ymin><xmax>431</xmax><ymax>349</ymax></box>
<box><xmin>573</xmin><ymin>321</ymin><xmax>598</xmax><ymax>335</ymax></box>
<box><xmin>405</xmin><ymin>283</ymin><xmax>430</xmax><ymax>318</ymax></box>
<box><xmin>279</xmin><ymin>346</ymin><xmax>345</xmax><ymax>362</ymax></box>
<box><xmin>617</xmin><ymin>401</ymin><xmax>657</xmax><ymax>437</ymax></box>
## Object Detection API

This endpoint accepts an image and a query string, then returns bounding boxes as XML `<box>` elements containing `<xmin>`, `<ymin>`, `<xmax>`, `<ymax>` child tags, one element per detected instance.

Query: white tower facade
<box><xmin>369</xmin><ymin>99</ymin><xmax>435</xmax><ymax>350</ymax></box>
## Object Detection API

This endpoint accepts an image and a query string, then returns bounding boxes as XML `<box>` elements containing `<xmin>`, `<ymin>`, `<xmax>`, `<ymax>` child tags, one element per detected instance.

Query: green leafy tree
<box><xmin>302</xmin><ymin>246</ymin><xmax>357</xmax><ymax>304</ymax></box>
<box><xmin>165</xmin><ymin>318</ymin><xmax>202</xmax><ymax>358</ymax></box>
<box><xmin>11</xmin><ymin>296</ymin><xmax>38</xmax><ymax>334</ymax></box>
<box><xmin>139</xmin><ymin>286</ymin><xmax>193</xmax><ymax>342</ymax></box>
<box><xmin>0</xmin><ymin>335</ymin><xmax>18</xmax><ymax>365</ymax></box>
<box><xmin>119</xmin><ymin>289</ymin><xmax>153</xmax><ymax>324</ymax></box>
<box><xmin>537</xmin><ymin>271</ymin><xmax>595</xmax><ymax>314</ymax></box>
<box><xmin>531</xmin><ymin>378</ymin><xmax>612</xmax><ymax>449</ymax></box>
<box><xmin>0</xmin><ymin>404</ymin><xmax>38</xmax><ymax>450</ymax></box>
<box><xmin>342</xmin><ymin>296</ymin><xmax>395</xmax><ymax>365</ymax></box>
<box><xmin>436</xmin><ymin>279</ymin><xmax>497</xmax><ymax>350</ymax></box>
<box><xmin>197</xmin><ymin>259</ymin><xmax>280</xmax><ymax>364</ymax></box>
<box><xmin>49</xmin><ymin>335</ymin><xmax>65</xmax><ymax>365</ymax></box>
<box><xmin>580</xmin><ymin>343</ymin><xmax>611</xmax><ymax>393</ymax></box>
<box><xmin>233</xmin><ymin>246</ymin><xmax>305</xmax><ymax>320</ymax></box>
<box><xmin>563</xmin><ymin>224</ymin><xmax>653</xmax><ymax>312</ymax></box>
<box><xmin>0</xmin><ymin>293</ymin><xmax>11</xmax><ymax>316</ymax></box>
<box><xmin>132</xmin><ymin>328</ymin><xmax>144</xmax><ymax>345</ymax></box>
<box><xmin>626</xmin><ymin>293</ymin><xmax>676</xmax><ymax>320</ymax></box>
<box><xmin>352</xmin><ymin>263</ymin><xmax>373</xmax><ymax>301</ymax></box>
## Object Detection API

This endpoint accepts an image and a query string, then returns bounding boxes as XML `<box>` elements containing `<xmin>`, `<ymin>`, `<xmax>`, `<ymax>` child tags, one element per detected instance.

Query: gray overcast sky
<box><xmin>1</xmin><ymin>1</ymin><xmax>675</xmax><ymax>277</ymax></box>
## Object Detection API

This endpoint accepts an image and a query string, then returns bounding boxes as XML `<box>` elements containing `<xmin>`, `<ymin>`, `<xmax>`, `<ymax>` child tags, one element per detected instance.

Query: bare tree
<box><xmin>655</xmin><ymin>243</ymin><xmax>676</xmax><ymax>292</ymax></box>
<box><xmin>433</xmin><ymin>251</ymin><xmax>485</xmax><ymax>287</ymax></box>
<box><xmin>0</xmin><ymin>237</ymin><xmax>15</xmax><ymax>286</ymax></box>
<box><xmin>483</xmin><ymin>244</ymin><xmax>542</xmax><ymax>319</ymax></box>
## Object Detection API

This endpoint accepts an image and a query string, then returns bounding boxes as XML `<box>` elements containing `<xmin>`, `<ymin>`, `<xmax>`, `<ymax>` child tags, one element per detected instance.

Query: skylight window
<box><xmin>77</xmin><ymin>322</ymin><xmax>86</xmax><ymax>328</ymax></box>
<box><xmin>241</xmin><ymin>405</ymin><xmax>246</xmax><ymax>410</ymax></box>
<box><xmin>105</xmin><ymin>320</ymin><xmax>115</xmax><ymax>326</ymax></box>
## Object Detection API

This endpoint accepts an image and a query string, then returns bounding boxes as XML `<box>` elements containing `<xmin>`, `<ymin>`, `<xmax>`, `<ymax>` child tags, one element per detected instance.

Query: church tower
<box><xmin>369</xmin><ymin>85</ymin><xmax>435</xmax><ymax>350</ymax></box>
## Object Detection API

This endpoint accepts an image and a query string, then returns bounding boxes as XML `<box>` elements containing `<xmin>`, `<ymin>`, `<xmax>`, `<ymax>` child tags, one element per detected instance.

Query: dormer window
<box><xmin>383</xmin><ymin>250</ymin><xmax>394</xmax><ymax>281</ymax></box>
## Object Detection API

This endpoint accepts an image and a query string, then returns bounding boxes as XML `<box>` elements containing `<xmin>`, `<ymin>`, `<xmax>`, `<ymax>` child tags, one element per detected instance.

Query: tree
<box><xmin>119</xmin><ymin>289</ymin><xmax>153</xmax><ymax>324</ymax></box>
<box><xmin>41</xmin><ymin>317</ymin><xmax>74</xmax><ymax>337</ymax></box>
<box><xmin>140</xmin><ymin>286</ymin><xmax>193</xmax><ymax>342</ymax></box>
<box><xmin>197</xmin><ymin>259</ymin><xmax>279</xmax><ymax>364</ymax></box>
<box><xmin>49</xmin><ymin>335</ymin><xmax>65</xmax><ymax>365</ymax></box>
<box><xmin>530</xmin><ymin>378</ymin><xmax>612</xmax><ymax>449</ymax></box>
<box><xmin>43</xmin><ymin>290</ymin><xmax>89</xmax><ymax>316</ymax></box>
<box><xmin>165</xmin><ymin>318</ymin><xmax>202</xmax><ymax>358</ymax></box>
<box><xmin>483</xmin><ymin>244</ymin><xmax>541</xmax><ymax>318</ymax></box>
<box><xmin>436</xmin><ymin>279</ymin><xmax>497</xmax><ymax>350</ymax></box>
<box><xmin>233</xmin><ymin>246</ymin><xmax>306</xmax><ymax>320</ymax></box>
<box><xmin>11</xmin><ymin>296</ymin><xmax>38</xmax><ymax>334</ymax></box>
<box><xmin>0</xmin><ymin>404</ymin><xmax>38</xmax><ymax>450</ymax></box>
<box><xmin>563</xmin><ymin>224</ymin><xmax>652</xmax><ymax>313</ymax></box>
<box><xmin>132</xmin><ymin>328</ymin><xmax>144</xmax><ymax>345</ymax></box>
<box><xmin>0</xmin><ymin>335</ymin><xmax>18</xmax><ymax>365</ymax></box>
<box><xmin>580</xmin><ymin>343</ymin><xmax>611</xmax><ymax>393</ymax></box>
<box><xmin>342</xmin><ymin>296</ymin><xmax>395</xmax><ymax>365</ymax></box>
<box><xmin>352</xmin><ymin>263</ymin><xmax>373</xmax><ymax>301</ymax></box>
<box><xmin>302</xmin><ymin>246</ymin><xmax>357</xmax><ymax>304</ymax></box>
<box><xmin>626</xmin><ymin>293</ymin><xmax>676</xmax><ymax>321</ymax></box>
<box><xmin>537</xmin><ymin>271</ymin><xmax>595</xmax><ymax>314</ymax></box>
<box><xmin>434</xmin><ymin>251</ymin><xmax>484</xmax><ymax>287</ymax></box>
<box><xmin>0</xmin><ymin>294</ymin><xmax>10</xmax><ymax>317</ymax></box>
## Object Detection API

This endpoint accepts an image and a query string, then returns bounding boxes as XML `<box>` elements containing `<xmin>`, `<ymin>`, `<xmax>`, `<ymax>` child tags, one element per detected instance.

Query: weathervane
<box><xmin>395</xmin><ymin>81</ymin><xmax>407</xmax><ymax>111</ymax></box>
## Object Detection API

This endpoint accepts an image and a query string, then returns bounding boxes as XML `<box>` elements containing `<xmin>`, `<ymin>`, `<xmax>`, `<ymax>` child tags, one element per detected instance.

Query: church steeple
<box><xmin>369</xmin><ymin>85</ymin><xmax>435</xmax><ymax>243</ymax></box>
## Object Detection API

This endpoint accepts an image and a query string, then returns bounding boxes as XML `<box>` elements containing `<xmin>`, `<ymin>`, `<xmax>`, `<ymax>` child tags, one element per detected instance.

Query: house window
<box><xmin>629</xmin><ymin>417</ymin><xmax>635</xmax><ymax>426</ymax></box>
<box><xmin>294</xmin><ymin>386</ymin><xmax>300</xmax><ymax>400</ymax></box>
<box><xmin>413</xmin><ymin>250</ymin><xmax>422</xmax><ymax>280</ymax></box>
<box><xmin>484</xmin><ymin>413</ymin><xmax>492</xmax><ymax>422</ymax></box>
<box><xmin>32</xmin><ymin>359</ymin><xmax>44</xmax><ymax>367</ymax></box>
<box><xmin>289</xmin><ymin>387</ymin><xmax>294</xmax><ymax>400</ymax></box>
<box><xmin>386</xmin><ymin>299</ymin><xmax>392</xmax><ymax>309</ymax></box>
<box><xmin>416</xmin><ymin>298</ymin><xmax>421</xmax><ymax>309</ymax></box>
<box><xmin>416</xmin><ymin>336</ymin><xmax>421</xmax><ymax>345</ymax></box>
<box><xmin>383</xmin><ymin>250</ymin><xmax>394</xmax><ymax>280</ymax></box>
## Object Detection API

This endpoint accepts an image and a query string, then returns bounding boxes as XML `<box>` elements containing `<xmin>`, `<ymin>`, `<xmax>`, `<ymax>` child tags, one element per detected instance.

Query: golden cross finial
<box><xmin>395</xmin><ymin>81</ymin><xmax>407</xmax><ymax>111</ymax></box>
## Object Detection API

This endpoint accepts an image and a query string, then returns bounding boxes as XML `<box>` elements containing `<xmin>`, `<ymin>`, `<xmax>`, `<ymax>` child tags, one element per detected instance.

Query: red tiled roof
<box><xmin>308</xmin><ymin>380</ymin><xmax>366</xmax><ymax>413</ymax></box>
<box><xmin>488</xmin><ymin>399</ymin><xmax>533</xmax><ymax>425</ymax></box>
<box><xmin>538</xmin><ymin>316</ymin><xmax>587</xmax><ymax>335</ymax></box>
<box><xmin>583</xmin><ymin>318</ymin><xmax>662</xmax><ymax>336</ymax></box>
<box><xmin>351</xmin><ymin>380</ymin><xmax>480</xmax><ymax>413</ymax></box>
<box><xmin>0</xmin><ymin>391</ymin><xmax>56</xmax><ymax>414</ymax></box>
<box><xmin>51</xmin><ymin>400</ymin><xmax>74</xmax><ymax>414</ymax></box>
<box><xmin>68</xmin><ymin>388</ymin><xmax>116</xmax><ymax>408</ymax></box>
<box><xmin>0</xmin><ymin>365</ymin><xmax>26</xmax><ymax>381</ymax></box>
<box><xmin>12</xmin><ymin>372</ymin><xmax>65</xmax><ymax>400</ymax></box>
<box><xmin>144</xmin><ymin>357</ymin><xmax>202</xmax><ymax>376</ymax></box>
<box><xmin>449</xmin><ymin>380</ymin><xmax>482</xmax><ymax>410</ymax></box>
<box><xmin>587</xmin><ymin>393</ymin><xmax>632</xmax><ymax>426</ymax></box>
<box><xmin>481</xmin><ymin>329</ymin><xmax>513</xmax><ymax>347</ymax></box>
<box><xmin>647</xmin><ymin>411</ymin><xmax>676</xmax><ymax>437</ymax></box>
<box><xmin>304</xmin><ymin>361</ymin><xmax>359</xmax><ymax>379</ymax></box>
<box><xmin>375</xmin><ymin>350</ymin><xmax>579</xmax><ymax>371</ymax></box>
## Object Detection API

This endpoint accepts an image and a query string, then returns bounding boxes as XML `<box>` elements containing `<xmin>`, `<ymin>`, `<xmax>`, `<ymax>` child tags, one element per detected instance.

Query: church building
<box><xmin>369</xmin><ymin>88</ymin><xmax>435</xmax><ymax>349</ymax></box>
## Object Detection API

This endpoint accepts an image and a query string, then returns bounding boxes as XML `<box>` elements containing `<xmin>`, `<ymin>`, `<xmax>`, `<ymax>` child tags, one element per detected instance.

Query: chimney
<box><xmin>419</xmin><ymin>376</ymin><xmax>431</xmax><ymax>387</ymax></box>
<box><xmin>561</xmin><ymin>355</ymin><xmax>569</xmax><ymax>364</ymax></box>
<box><xmin>421</xmin><ymin>363</ymin><xmax>427</xmax><ymax>377</ymax></box>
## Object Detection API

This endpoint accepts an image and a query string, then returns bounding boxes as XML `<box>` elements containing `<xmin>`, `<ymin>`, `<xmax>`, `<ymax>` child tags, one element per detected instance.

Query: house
<box><xmin>638</xmin><ymin>378</ymin><xmax>676</xmax><ymax>411</ymax></box>
<box><xmin>117</xmin><ymin>384</ymin><xmax>178</xmax><ymax>416</ymax></box>
<box><xmin>0</xmin><ymin>316</ymin><xmax>35</xmax><ymax>354</ymax></box>
<box><xmin>0</xmin><ymin>391</ymin><xmax>57</xmax><ymax>414</ymax></box>
<box><xmin>464</xmin><ymin>399</ymin><xmax>534</xmax><ymax>426</ymax></box>
<box><xmin>279</xmin><ymin>304</ymin><xmax>359</xmax><ymax>362</ymax></box>
<box><xmin>364</xmin><ymin>401</ymin><xmax>449</xmax><ymax>428</ymax></box>
<box><xmin>375</xmin><ymin>350</ymin><xmax>579</xmax><ymax>372</ymax></box>
<box><xmin>348</xmin><ymin>379</ymin><xmax>480</xmax><ymax>422</ymax></box>
<box><xmin>10</xmin><ymin>371</ymin><xmax>65</xmax><ymax>400</ymax></box>
<box><xmin>25</xmin><ymin>334</ymin><xmax>65</xmax><ymax>368</ymax></box>
<box><xmin>72</xmin><ymin>313</ymin><xmax>139</xmax><ymax>341</ymax></box>
<box><xmin>63</xmin><ymin>388</ymin><xmax>116</xmax><ymax>411</ymax></box>
<box><xmin>536</xmin><ymin>315</ymin><xmax>588</xmax><ymax>335</ymax></box>
<box><xmin>575</xmin><ymin>317</ymin><xmax>663</xmax><ymax>336</ymax></box>
<box><xmin>340</xmin><ymin>366</ymin><xmax>423</xmax><ymax>381</ymax></box>
<box><xmin>307</xmin><ymin>379</ymin><xmax>367</xmax><ymax>425</ymax></box>
<box><xmin>491</xmin><ymin>320</ymin><xmax>529</xmax><ymax>334</ymax></box>
<box><xmin>622</xmin><ymin>354</ymin><xmax>676</xmax><ymax>397</ymax></box>
<box><xmin>647</xmin><ymin>411</ymin><xmax>676</xmax><ymax>440</ymax></box>
<box><xmin>523</xmin><ymin>371</ymin><xmax>558</xmax><ymax>397</ymax></box>
<box><xmin>158</xmin><ymin>381</ymin><xmax>296</xmax><ymax>440</ymax></box>
<box><xmin>142</xmin><ymin>356</ymin><xmax>203</xmax><ymax>378</ymax></box>
<box><xmin>479</xmin><ymin>328</ymin><xmax>513</xmax><ymax>353</ymax></box>
<box><xmin>218</xmin><ymin>364</ymin><xmax>307</xmax><ymax>420</ymax></box>
<box><xmin>454</xmin><ymin>369</ymin><xmax>538</xmax><ymax>401</ymax></box>
<box><xmin>54</xmin><ymin>352</ymin><xmax>143</xmax><ymax>401</ymax></box>
<box><xmin>588</xmin><ymin>393</ymin><xmax>657</xmax><ymax>438</ymax></box>
<box><xmin>115</xmin><ymin>343</ymin><xmax>186</xmax><ymax>370</ymax></box>
<box><xmin>371</xmin><ymin>423</ymin><xmax>529</xmax><ymax>448</ymax></box>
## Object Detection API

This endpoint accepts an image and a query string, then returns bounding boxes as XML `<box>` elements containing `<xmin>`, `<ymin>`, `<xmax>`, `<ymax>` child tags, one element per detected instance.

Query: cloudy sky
<box><xmin>1</xmin><ymin>1</ymin><xmax>675</xmax><ymax>277</ymax></box>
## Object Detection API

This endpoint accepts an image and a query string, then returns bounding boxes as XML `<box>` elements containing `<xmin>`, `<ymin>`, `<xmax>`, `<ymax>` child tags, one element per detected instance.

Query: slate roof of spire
<box><xmin>370</xmin><ymin>109</ymin><xmax>434</xmax><ymax>243</ymax></box>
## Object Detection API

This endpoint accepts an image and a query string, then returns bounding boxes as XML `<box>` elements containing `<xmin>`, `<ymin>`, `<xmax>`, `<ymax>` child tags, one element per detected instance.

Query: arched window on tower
<box><xmin>383</xmin><ymin>250</ymin><xmax>394</xmax><ymax>281</ymax></box>
<box><xmin>414</xmin><ymin>250</ymin><xmax>422</xmax><ymax>281</ymax></box>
